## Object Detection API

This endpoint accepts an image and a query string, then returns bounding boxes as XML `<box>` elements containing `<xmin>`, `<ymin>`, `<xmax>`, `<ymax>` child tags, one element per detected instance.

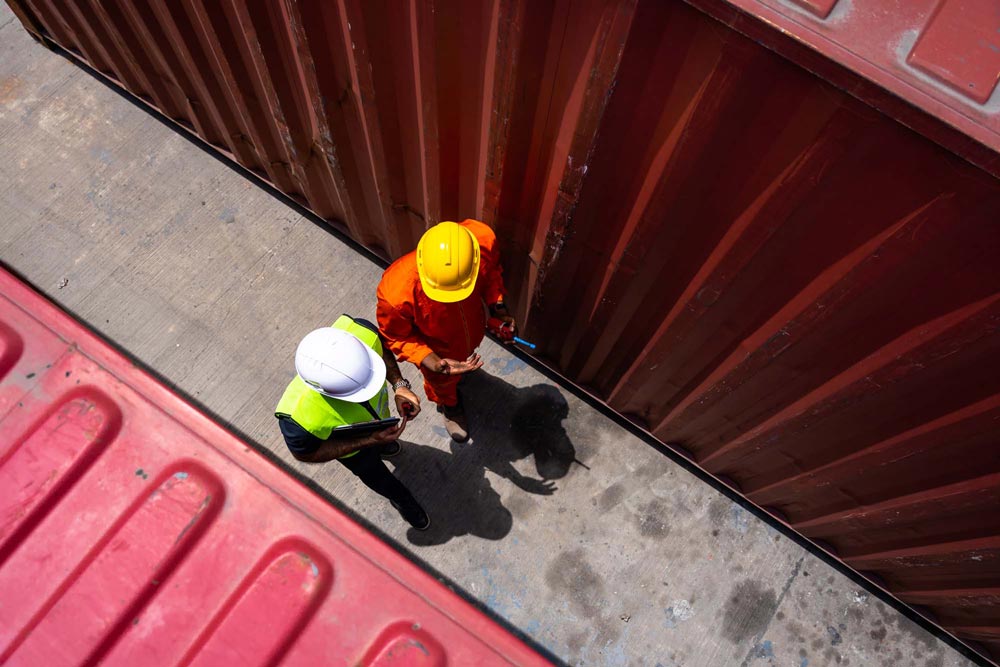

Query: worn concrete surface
<box><xmin>0</xmin><ymin>7</ymin><xmax>980</xmax><ymax>667</ymax></box>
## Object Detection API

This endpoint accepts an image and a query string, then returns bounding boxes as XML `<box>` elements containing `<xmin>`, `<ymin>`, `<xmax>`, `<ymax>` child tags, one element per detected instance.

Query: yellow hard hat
<box><xmin>416</xmin><ymin>222</ymin><xmax>481</xmax><ymax>302</ymax></box>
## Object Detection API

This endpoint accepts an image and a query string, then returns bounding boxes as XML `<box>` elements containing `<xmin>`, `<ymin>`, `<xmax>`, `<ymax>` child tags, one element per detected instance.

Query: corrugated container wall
<box><xmin>6</xmin><ymin>0</ymin><xmax>1000</xmax><ymax>661</ymax></box>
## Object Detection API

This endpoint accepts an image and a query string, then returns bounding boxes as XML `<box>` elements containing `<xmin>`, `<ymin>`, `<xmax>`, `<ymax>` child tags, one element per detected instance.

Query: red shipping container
<box><xmin>0</xmin><ymin>266</ymin><xmax>549</xmax><ymax>666</ymax></box>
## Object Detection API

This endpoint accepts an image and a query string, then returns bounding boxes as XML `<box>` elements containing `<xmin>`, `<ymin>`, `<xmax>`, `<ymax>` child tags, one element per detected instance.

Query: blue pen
<box><xmin>513</xmin><ymin>336</ymin><xmax>536</xmax><ymax>350</ymax></box>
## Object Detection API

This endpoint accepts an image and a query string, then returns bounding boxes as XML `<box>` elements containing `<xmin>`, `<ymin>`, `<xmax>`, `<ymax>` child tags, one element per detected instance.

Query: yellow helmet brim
<box><xmin>418</xmin><ymin>271</ymin><xmax>477</xmax><ymax>302</ymax></box>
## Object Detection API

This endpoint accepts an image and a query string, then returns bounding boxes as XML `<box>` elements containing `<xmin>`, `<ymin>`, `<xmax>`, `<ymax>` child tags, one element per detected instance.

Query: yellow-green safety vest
<box><xmin>275</xmin><ymin>315</ymin><xmax>390</xmax><ymax>458</ymax></box>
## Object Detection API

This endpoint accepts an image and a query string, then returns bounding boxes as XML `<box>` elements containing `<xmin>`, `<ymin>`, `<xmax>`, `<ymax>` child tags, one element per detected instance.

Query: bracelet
<box><xmin>391</xmin><ymin>379</ymin><xmax>412</xmax><ymax>391</ymax></box>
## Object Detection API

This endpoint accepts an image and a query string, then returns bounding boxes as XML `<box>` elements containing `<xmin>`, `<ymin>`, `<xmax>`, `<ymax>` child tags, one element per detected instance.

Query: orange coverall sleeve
<box><xmin>376</xmin><ymin>286</ymin><xmax>434</xmax><ymax>367</ymax></box>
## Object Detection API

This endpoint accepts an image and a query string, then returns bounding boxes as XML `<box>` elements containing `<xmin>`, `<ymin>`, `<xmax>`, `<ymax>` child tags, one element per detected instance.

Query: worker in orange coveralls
<box><xmin>377</xmin><ymin>220</ymin><xmax>515</xmax><ymax>442</ymax></box>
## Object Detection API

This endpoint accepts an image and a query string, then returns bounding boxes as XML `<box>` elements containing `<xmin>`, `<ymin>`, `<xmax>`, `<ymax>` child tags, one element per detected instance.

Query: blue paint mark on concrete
<box><xmin>599</xmin><ymin>622</ymin><xmax>633</xmax><ymax>667</ymax></box>
<box><xmin>800</xmin><ymin>658</ymin><xmax>809</xmax><ymax>667</ymax></box>
<box><xmin>731</xmin><ymin>504</ymin><xmax>750</xmax><ymax>534</ymax></box>
<box><xmin>478</xmin><ymin>567</ymin><xmax>531</xmax><ymax>623</ymax></box>
<box><xmin>758</xmin><ymin>640</ymin><xmax>774</xmax><ymax>658</ymax></box>
<box><xmin>491</xmin><ymin>356</ymin><xmax>526</xmax><ymax>377</ymax></box>
<box><xmin>90</xmin><ymin>146</ymin><xmax>113</xmax><ymax>165</ymax></box>
<box><xmin>432</xmin><ymin>426</ymin><xmax>449</xmax><ymax>439</ymax></box>
<box><xmin>480</xmin><ymin>566</ymin><xmax>507</xmax><ymax>616</ymax></box>
<box><xmin>604</xmin><ymin>635</ymin><xmax>630</xmax><ymax>667</ymax></box>
<box><xmin>173</xmin><ymin>471</ymin><xmax>189</xmax><ymax>480</ymax></box>
<box><xmin>524</xmin><ymin>619</ymin><xmax>541</xmax><ymax>635</ymax></box>
<box><xmin>219</xmin><ymin>206</ymin><xmax>238</xmax><ymax>224</ymax></box>
<box><xmin>85</xmin><ymin>175</ymin><xmax>130</xmax><ymax>228</ymax></box>
<box><xmin>155</xmin><ymin>210</ymin><xmax>190</xmax><ymax>240</ymax></box>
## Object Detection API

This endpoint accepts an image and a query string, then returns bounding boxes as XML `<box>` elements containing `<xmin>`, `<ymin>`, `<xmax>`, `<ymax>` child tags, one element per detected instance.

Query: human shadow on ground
<box><xmin>390</xmin><ymin>370</ymin><xmax>578</xmax><ymax>546</ymax></box>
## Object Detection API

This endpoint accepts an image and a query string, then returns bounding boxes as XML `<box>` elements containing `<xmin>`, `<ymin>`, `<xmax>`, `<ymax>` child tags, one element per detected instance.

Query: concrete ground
<box><xmin>0</xmin><ymin>7</ymin><xmax>982</xmax><ymax>667</ymax></box>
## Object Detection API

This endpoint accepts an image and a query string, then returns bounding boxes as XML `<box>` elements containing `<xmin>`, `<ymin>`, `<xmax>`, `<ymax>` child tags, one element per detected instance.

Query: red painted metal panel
<box><xmin>690</xmin><ymin>0</ymin><xmax>1000</xmax><ymax>177</ymax></box>
<box><xmin>0</xmin><ymin>268</ymin><xmax>548</xmax><ymax>666</ymax></box>
<box><xmin>789</xmin><ymin>0</ymin><xmax>836</xmax><ymax>19</ymax></box>
<box><xmin>5</xmin><ymin>0</ymin><xmax>1000</xmax><ymax>661</ymax></box>
<box><xmin>908</xmin><ymin>0</ymin><xmax>1000</xmax><ymax>105</ymax></box>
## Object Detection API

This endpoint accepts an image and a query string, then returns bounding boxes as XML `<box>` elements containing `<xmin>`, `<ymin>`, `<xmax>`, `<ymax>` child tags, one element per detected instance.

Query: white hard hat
<box><xmin>294</xmin><ymin>328</ymin><xmax>386</xmax><ymax>402</ymax></box>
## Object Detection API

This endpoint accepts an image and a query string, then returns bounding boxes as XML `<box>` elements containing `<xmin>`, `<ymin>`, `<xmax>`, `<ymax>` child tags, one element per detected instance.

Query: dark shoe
<box><xmin>379</xmin><ymin>441</ymin><xmax>401</xmax><ymax>458</ymax></box>
<box><xmin>438</xmin><ymin>403</ymin><xmax>469</xmax><ymax>442</ymax></box>
<box><xmin>391</xmin><ymin>500</ymin><xmax>431</xmax><ymax>531</ymax></box>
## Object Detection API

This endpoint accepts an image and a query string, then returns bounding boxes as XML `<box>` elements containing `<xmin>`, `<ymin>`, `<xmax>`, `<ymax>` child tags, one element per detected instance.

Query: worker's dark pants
<box><xmin>338</xmin><ymin>447</ymin><xmax>423</xmax><ymax>519</ymax></box>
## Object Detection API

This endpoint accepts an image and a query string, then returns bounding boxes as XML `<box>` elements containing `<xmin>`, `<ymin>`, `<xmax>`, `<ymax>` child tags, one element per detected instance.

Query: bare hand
<box><xmin>394</xmin><ymin>387</ymin><xmax>421</xmax><ymax>418</ymax></box>
<box><xmin>369</xmin><ymin>418</ymin><xmax>406</xmax><ymax>445</ymax></box>
<box><xmin>422</xmin><ymin>352</ymin><xmax>483</xmax><ymax>375</ymax></box>
<box><xmin>441</xmin><ymin>352</ymin><xmax>483</xmax><ymax>375</ymax></box>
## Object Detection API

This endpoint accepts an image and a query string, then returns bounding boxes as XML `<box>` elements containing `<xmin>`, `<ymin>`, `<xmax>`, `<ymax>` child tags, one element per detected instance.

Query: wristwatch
<box><xmin>391</xmin><ymin>379</ymin><xmax>412</xmax><ymax>391</ymax></box>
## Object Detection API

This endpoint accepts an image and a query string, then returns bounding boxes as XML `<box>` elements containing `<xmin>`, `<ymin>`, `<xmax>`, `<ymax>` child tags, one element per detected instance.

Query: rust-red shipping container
<box><xmin>5</xmin><ymin>0</ymin><xmax>1000</xmax><ymax>662</ymax></box>
<box><xmin>0</xmin><ymin>266</ymin><xmax>550</xmax><ymax>665</ymax></box>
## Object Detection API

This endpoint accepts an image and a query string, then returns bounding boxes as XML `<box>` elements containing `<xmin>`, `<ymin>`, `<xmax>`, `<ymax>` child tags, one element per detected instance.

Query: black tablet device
<box><xmin>331</xmin><ymin>417</ymin><xmax>400</xmax><ymax>437</ymax></box>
